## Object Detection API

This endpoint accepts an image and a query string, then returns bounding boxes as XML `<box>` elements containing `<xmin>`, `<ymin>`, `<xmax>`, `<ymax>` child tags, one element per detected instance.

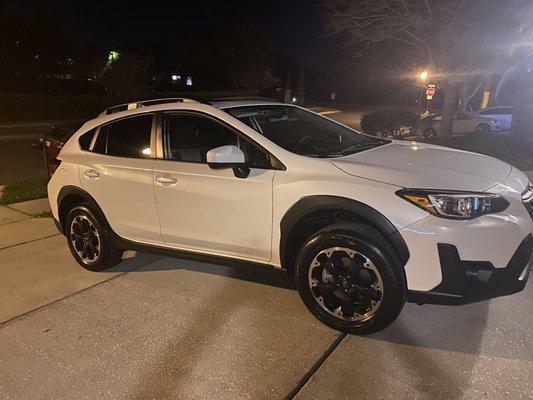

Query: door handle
<box><xmin>83</xmin><ymin>169</ymin><xmax>101</xmax><ymax>180</ymax></box>
<box><xmin>155</xmin><ymin>174</ymin><xmax>178</xmax><ymax>186</ymax></box>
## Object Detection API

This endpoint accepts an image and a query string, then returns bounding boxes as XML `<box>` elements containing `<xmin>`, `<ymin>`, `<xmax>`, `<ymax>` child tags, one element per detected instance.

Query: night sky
<box><xmin>2</xmin><ymin>0</ymin><xmax>338</xmax><ymax>65</ymax></box>
<box><xmin>2</xmin><ymin>0</ymin><xmax>416</xmax><ymax>103</ymax></box>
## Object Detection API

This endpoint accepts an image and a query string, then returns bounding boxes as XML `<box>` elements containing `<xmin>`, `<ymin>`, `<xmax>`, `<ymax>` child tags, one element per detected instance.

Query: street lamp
<box><xmin>417</xmin><ymin>70</ymin><xmax>429</xmax><ymax>113</ymax></box>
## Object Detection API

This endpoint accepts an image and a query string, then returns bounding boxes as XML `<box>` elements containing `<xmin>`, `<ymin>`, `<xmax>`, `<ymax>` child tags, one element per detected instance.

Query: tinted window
<box><xmin>480</xmin><ymin>107</ymin><xmax>512</xmax><ymax>115</ymax></box>
<box><xmin>492</xmin><ymin>107</ymin><xmax>512</xmax><ymax>115</ymax></box>
<box><xmin>164</xmin><ymin>114</ymin><xmax>271</xmax><ymax>168</ymax></box>
<box><xmin>226</xmin><ymin>105</ymin><xmax>387</xmax><ymax>158</ymax></box>
<box><xmin>93</xmin><ymin>114</ymin><xmax>153</xmax><ymax>158</ymax></box>
<box><xmin>78</xmin><ymin>128</ymin><xmax>96</xmax><ymax>150</ymax></box>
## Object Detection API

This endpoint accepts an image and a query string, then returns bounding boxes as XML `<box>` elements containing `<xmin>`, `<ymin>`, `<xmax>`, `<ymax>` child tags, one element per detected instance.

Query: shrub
<box><xmin>0</xmin><ymin>177</ymin><xmax>49</xmax><ymax>205</ymax></box>
<box><xmin>360</xmin><ymin>107</ymin><xmax>419</xmax><ymax>138</ymax></box>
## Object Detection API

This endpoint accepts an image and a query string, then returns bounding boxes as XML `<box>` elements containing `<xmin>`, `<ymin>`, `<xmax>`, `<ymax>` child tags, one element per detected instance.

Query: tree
<box><xmin>184</xmin><ymin>23</ymin><xmax>279</xmax><ymax>92</ymax></box>
<box><xmin>102</xmin><ymin>53</ymin><xmax>155</xmax><ymax>102</ymax></box>
<box><xmin>322</xmin><ymin>0</ymin><xmax>533</xmax><ymax>140</ymax></box>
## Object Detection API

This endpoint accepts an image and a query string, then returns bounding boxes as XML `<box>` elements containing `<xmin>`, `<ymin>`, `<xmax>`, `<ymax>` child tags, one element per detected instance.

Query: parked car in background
<box><xmin>412</xmin><ymin>112</ymin><xmax>501</xmax><ymax>139</ymax></box>
<box><xmin>475</xmin><ymin>106</ymin><xmax>513</xmax><ymax>130</ymax></box>
<box><xmin>32</xmin><ymin>124</ymin><xmax>82</xmax><ymax>174</ymax></box>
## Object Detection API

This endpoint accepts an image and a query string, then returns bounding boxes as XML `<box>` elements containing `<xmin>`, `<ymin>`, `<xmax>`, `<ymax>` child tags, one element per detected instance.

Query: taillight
<box><xmin>49</xmin><ymin>159</ymin><xmax>62</xmax><ymax>175</ymax></box>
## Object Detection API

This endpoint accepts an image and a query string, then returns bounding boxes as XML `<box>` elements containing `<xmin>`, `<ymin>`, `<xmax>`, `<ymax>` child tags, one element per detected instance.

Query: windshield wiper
<box><xmin>339</xmin><ymin>141</ymin><xmax>386</xmax><ymax>155</ymax></box>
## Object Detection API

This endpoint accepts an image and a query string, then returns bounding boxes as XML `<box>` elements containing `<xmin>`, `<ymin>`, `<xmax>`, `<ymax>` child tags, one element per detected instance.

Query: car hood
<box><xmin>332</xmin><ymin>141</ymin><xmax>512</xmax><ymax>192</ymax></box>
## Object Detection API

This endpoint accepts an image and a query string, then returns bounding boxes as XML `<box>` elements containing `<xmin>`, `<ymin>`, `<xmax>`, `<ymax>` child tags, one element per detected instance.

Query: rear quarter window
<box><xmin>92</xmin><ymin>114</ymin><xmax>153</xmax><ymax>158</ymax></box>
<box><xmin>78</xmin><ymin>128</ymin><xmax>97</xmax><ymax>150</ymax></box>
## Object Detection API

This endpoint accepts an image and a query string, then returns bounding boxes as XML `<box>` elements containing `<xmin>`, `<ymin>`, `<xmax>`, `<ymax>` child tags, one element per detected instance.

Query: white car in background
<box><xmin>476</xmin><ymin>106</ymin><xmax>513</xmax><ymax>130</ymax></box>
<box><xmin>416</xmin><ymin>112</ymin><xmax>501</xmax><ymax>139</ymax></box>
<box><xmin>47</xmin><ymin>98</ymin><xmax>532</xmax><ymax>334</ymax></box>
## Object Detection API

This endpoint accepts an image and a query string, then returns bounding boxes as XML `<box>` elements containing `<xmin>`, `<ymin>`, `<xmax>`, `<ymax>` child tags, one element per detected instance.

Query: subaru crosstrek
<box><xmin>48</xmin><ymin>98</ymin><xmax>533</xmax><ymax>334</ymax></box>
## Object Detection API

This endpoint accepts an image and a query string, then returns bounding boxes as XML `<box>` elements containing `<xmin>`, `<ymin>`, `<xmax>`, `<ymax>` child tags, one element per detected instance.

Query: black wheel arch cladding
<box><xmin>280</xmin><ymin>195</ymin><xmax>410</xmax><ymax>271</ymax></box>
<box><xmin>57</xmin><ymin>185</ymin><xmax>114</xmax><ymax>235</ymax></box>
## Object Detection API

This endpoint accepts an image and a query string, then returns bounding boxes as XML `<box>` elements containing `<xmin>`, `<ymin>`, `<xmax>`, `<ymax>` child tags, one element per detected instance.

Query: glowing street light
<box><xmin>417</xmin><ymin>70</ymin><xmax>429</xmax><ymax>113</ymax></box>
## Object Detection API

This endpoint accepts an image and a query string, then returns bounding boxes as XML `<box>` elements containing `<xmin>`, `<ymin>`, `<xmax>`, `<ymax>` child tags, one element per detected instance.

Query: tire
<box><xmin>475</xmin><ymin>123</ymin><xmax>491</xmax><ymax>134</ymax></box>
<box><xmin>65</xmin><ymin>203</ymin><xmax>123</xmax><ymax>271</ymax></box>
<box><xmin>295</xmin><ymin>222</ymin><xmax>406</xmax><ymax>335</ymax></box>
<box><xmin>423</xmin><ymin>128</ymin><xmax>437</xmax><ymax>139</ymax></box>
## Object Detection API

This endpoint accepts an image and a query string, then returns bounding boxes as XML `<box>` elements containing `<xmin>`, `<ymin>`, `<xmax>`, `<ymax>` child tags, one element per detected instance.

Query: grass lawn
<box><xmin>0</xmin><ymin>177</ymin><xmax>48</xmax><ymax>205</ymax></box>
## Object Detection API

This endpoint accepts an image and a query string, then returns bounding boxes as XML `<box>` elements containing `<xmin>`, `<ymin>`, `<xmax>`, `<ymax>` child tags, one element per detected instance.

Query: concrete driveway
<box><xmin>0</xmin><ymin>204</ymin><xmax>531</xmax><ymax>399</ymax></box>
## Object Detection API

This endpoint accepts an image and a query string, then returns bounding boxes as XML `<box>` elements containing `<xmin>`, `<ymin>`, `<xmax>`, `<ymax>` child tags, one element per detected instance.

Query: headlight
<box><xmin>396</xmin><ymin>189</ymin><xmax>509</xmax><ymax>219</ymax></box>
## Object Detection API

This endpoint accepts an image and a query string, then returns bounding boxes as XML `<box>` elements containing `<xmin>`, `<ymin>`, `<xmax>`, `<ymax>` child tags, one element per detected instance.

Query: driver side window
<box><xmin>163</xmin><ymin>113</ymin><xmax>272</xmax><ymax>169</ymax></box>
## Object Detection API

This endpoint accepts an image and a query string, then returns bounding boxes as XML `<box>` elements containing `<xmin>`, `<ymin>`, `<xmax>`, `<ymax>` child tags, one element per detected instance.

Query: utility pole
<box><xmin>283</xmin><ymin>67</ymin><xmax>291</xmax><ymax>104</ymax></box>
<box><xmin>297</xmin><ymin>65</ymin><xmax>305</xmax><ymax>105</ymax></box>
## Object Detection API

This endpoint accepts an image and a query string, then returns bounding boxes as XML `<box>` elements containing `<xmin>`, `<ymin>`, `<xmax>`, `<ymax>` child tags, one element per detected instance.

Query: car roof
<box><xmin>211</xmin><ymin>99</ymin><xmax>283</xmax><ymax>109</ymax></box>
<box><xmin>478</xmin><ymin>106</ymin><xmax>513</xmax><ymax>111</ymax></box>
<box><xmin>98</xmin><ymin>97</ymin><xmax>284</xmax><ymax>118</ymax></box>
<box><xmin>81</xmin><ymin>98</ymin><xmax>292</xmax><ymax>135</ymax></box>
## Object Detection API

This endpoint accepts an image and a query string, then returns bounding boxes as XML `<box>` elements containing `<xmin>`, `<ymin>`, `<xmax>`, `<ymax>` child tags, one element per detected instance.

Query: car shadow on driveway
<box><xmin>368</xmin><ymin>301</ymin><xmax>489</xmax><ymax>399</ymax></box>
<box><xmin>372</xmin><ymin>300</ymin><xmax>490</xmax><ymax>356</ymax></box>
<box><xmin>108</xmin><ymin>251</ymin><xmax>295</xmax><ymax>290</ymax></box>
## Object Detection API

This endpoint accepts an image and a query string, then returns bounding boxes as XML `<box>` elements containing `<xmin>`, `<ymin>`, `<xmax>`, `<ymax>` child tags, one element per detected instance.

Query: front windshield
<box><xmin>225</xmin><ymin>105</ymin><xmax>388</xmax><ymax>157</ymax></box>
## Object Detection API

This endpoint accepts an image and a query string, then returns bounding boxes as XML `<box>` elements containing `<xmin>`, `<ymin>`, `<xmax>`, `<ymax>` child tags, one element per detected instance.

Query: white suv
<box><xmin>48</xmin><ymin>98</ymin><xmax>533</xmax><ymax>334</ymax></box>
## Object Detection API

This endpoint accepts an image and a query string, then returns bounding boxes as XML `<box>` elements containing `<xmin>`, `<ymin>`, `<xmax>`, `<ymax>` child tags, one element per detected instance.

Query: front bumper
<box><xmin>408</xmin><ymin>235</ymin><xmax>532</xmax><ymax>305</ymax></box>
<box><xmin>399</xmin><ymin>167</ymin><xmax>533</xmax><ymax>302</ymax></box>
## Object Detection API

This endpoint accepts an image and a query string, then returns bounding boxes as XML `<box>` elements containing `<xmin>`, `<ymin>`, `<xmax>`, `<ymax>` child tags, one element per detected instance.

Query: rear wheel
<box><xmin>295</xmin><ymin>222</ymin><xmax>406</xmax><ymax>334</ymax></box>
<box><xmin>475</xmin><ymin>123</ymin><xmax>491</xmax><ymax>134</ymax></box>
<box><xmin>65</xmin><ymin>203</ymin><xmax>123</xmax><ymax>271</ymax></box>
<box><xmin>423</xmin><ymin>128</ymin><xmax>437</xmax><ymax>139</ymax></box>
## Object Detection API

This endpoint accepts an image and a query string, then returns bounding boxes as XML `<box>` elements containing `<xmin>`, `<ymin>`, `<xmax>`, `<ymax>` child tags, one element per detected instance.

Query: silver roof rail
<box><xmin>100</xmin><ymin>98</ymin><xmax>199</xmax><ymax>116</ymax></box>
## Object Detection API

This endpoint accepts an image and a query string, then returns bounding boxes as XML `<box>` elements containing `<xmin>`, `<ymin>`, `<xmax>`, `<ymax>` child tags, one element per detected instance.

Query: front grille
<box><xmin>522</xmin><ymin>184</ymin><xmax>533</xmax><ymax>219</ymax></box>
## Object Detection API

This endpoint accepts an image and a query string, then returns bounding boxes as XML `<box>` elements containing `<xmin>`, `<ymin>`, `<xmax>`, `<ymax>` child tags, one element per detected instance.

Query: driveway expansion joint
<box><xmin>0</xmin><ymin>255</ymin><xmax>164</xmax><ymax>328</ymax></box>
<box><xmin>283</xmin><ymin>332</ymin><xmax>347</xmax><ymax>400</ymax></box>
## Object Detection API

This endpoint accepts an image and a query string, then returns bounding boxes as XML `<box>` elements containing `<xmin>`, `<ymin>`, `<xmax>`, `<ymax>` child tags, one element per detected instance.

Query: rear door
<box><xmin>453</xmin><ymin>113</ymin><xmax>471</xmax><ymax>134</ymax></box>
<box><xmin>80</xmin><ymin>113</ymin><xmax>162</xmax><ymax>245</ymax></box>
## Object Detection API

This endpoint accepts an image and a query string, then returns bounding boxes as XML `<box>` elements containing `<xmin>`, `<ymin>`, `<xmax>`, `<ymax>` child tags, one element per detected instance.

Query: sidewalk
<box><xmin>0</xmin><ymin>198</ymin><xmax>158</xmax><ymax>323</ymax></box>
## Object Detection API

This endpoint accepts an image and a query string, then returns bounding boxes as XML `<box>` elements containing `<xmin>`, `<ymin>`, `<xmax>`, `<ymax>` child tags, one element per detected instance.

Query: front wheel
<box><xmin>295</xmin><ymin>222</ymin><xmax>406</xmax><ymax>334</ymax></box>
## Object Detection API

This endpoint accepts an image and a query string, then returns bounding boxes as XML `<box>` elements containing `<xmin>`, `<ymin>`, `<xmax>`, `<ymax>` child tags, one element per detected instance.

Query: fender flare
<box><xmin>57</xmin><ymin>185</ymin><xmax>113</xmax><ymax>235</ymax></box>
<box><xmin>279</xmin><ymin>195</ymin><xmax>410</xmax><ymax>269</ymax></box>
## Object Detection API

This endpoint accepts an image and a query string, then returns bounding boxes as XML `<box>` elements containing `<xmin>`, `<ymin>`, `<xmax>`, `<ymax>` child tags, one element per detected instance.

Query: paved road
<box><xmin>0</xmin><ymin>138</ymin><xmax>46</xmax><ymax>184</ymax></box>
<box><xmin>317</xmin><ymin>105</ymin><xmax>377</xmax><ymax>131</ymax></box>
<box><xmin>0</xmin><ymin>214</ymin><xmax>531</xmax><ymax>399</ymax></box>
<box><xmin>0</xmin><ymin>121</ymin><xmax>80</xmax><ymax>184</ymax></box>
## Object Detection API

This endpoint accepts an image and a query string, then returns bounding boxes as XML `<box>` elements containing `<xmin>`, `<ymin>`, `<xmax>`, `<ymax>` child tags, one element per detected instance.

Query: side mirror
<box><xmin>206</xmin><ymin>145</ymin><xmax>250</xmax><ymax>178</ymax></box>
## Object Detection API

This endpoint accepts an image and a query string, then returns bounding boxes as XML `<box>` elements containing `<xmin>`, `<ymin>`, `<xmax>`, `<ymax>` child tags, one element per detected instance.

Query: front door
<box><xmin>153</xmin><ymin>112</ymin><xmax>275</xmax><ymax>262</ymax></box>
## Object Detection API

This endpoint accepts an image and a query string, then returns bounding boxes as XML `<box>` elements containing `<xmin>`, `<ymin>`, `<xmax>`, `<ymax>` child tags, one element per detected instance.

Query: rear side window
<box><xmin>93</xmin><ymin>114</ymin><xmax>153</xmax><ymax>158</ymax></box>
<box><xmin>78</xmin><ymin>128</ymin><xmax>96</xmax><ymax>150</ymax></box>
<box><xmin>480</xmin><ymin>107</ymin><xmax>512</xmax><ymax>115</ymax></box>
<box><xmin>492</xmin><ymin>107</ymin><xmax>513</xmax><ymax>115</ymax></box>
